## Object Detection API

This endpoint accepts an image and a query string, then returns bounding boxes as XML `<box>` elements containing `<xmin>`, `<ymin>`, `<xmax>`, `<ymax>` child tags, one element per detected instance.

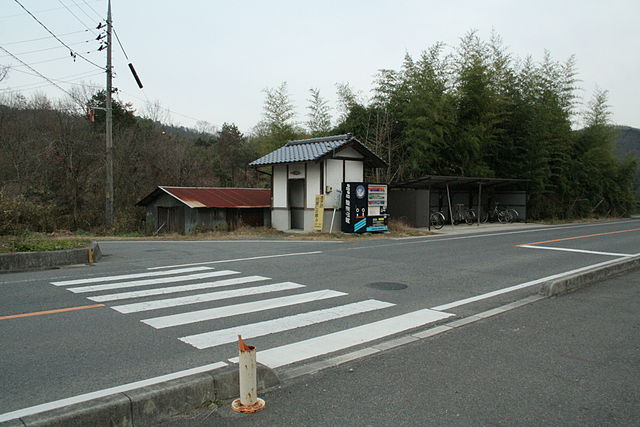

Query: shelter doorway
<box><xmin>288</xmin><ymin>178</ymin><xmax>305</xmax><ymax>229</ymax></box>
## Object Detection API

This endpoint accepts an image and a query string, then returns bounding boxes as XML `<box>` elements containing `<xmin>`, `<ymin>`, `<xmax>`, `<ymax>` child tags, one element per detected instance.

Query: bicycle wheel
<box><xmin>430</xmin><ymin>212</ymin><xmax>445</xmax><ymax>230</ymax></box>
<box><xmin>464</xmin><ymin>209</ymin><xmax>476</xmax><ymax>225</ymax></box>
<box><xmin>505</xmin><ymin>210</ymin><xmax>514</xmax><ymax>223</ymax></box>
<box><xmin>480</xmin><ymin>210</ymin><xmax>489</xmax><ymax>223</ymax></box>
<box><xmin>507</xmin><ymin>209</ymin><xmax>519</xmax><ymax>222</ymax></box>
<box><xmin>498</xmin><ymin>210</ymin><xmax>514</xmax><ymax>224</ymax></box>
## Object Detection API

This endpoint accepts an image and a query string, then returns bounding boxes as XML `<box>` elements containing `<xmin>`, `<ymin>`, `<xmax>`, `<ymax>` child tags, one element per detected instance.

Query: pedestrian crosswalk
<box><xmin>50</xmin><ymin>266</ymin><xmax>453</xmax><ymax>369</ymax></box>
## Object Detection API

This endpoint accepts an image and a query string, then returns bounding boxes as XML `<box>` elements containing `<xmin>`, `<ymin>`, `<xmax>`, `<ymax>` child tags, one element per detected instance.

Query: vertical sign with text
<box><xmin>313</xmin><ymin>194</ymin><xmax>325</xmax><ymax>231</ymax></box>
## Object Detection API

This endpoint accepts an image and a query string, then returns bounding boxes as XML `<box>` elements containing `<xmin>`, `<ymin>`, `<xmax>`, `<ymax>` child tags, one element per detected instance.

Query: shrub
<box><xmin>0</xmin><ymin>191</ymin><xmax>58</xmax><ymax>235</ymax></box>
<box><xmin>9</xmin><ymin>238</ymin><xmax>90</xmax><ymax>252</ymax></box>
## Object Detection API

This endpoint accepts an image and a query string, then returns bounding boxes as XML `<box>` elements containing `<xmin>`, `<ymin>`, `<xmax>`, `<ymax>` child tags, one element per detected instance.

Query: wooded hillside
<box><xmin>0</xmin><ymin>31</ymin><xmax>636</xmax><ymax>234</ymax></box>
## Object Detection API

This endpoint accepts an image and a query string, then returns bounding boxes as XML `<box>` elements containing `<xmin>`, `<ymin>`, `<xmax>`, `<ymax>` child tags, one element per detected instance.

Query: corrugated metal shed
<box><xmin>137</xmin><ymin>187</ymin><xmax>271</xmax><ymax>208</ymax></box>
<box><xmin>248</xmin><ymin>133</ymin><xmax>386</xmax><ymax>168</ymax></box>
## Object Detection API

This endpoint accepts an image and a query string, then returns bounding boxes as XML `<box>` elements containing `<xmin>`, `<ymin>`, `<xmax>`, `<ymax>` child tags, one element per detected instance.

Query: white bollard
<box><xmin>231</xmin><ymin>335</ymin><xmax>266</xmax><ymax>413</ymax></box>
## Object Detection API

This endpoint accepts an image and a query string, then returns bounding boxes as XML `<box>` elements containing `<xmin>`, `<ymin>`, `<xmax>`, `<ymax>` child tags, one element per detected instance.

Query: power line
<box><xmin>7</xmin><ymin>52</ymin><xmax>99</xmax><ymax>68</ymax></box>
<box><xmin>0</xmin><ymin>45</ymin><xmax>76</xmax><ymax>98</ymax></box>
<box><xmin>119</xmin><ymin>88</ymin><xmax>211</xmax><ymax>124</ymax></box>
<box><xmin>57</xmin><ymin>0</ymin><xmax>98</xmax><ymax>35</ymax></box>
<box><xmin>4</xmin><ymin>68</ymin><xmax>103</xmax><ymax>90</ymax></box>
<box><xmin>0</xmin><ymin>1</ymin><xmax>103</xmax><ymax>20</ymax></box>
<box><xmin>0</xmin><ymin>39</ymin><xmax>93</xmax><ymax>58</ymax></box>
<box><xmin>10</xmin><ymin>67</ymin><xmax>103</xmax><ymax>80</ymax></box>
<box><xmin>12</xmin><ymin>0</ymin><xmax>105</xmax><ymax>71</ymax></box>
<box><xmin>80</xmin><ymin>0</ymin><xmax>103</xmax><ymax>20</ymax></box>
<box><xmin>2</xmin><ymin>29</ymin><xmax>90</xmax><ymax>46</ymax></box>
<box><xmin>0</xmin><ymin>76</ymin><xmax>103</xmax><ymax>93</ymax></box>
<box><xmin>70</xmin><ymin>0</ymin><xmax>101</xmax><ymax>24</ymax></box>
<box><xmin>113</xmin><ymin>29</ymin><xmax>129</xmax><ymax>60</ymax></box>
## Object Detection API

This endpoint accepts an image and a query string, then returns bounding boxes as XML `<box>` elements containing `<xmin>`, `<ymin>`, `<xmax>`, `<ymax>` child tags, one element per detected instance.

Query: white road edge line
<box><xmin>518</xmin><ymin>245</ymin><xmax>633</xmax><ymax>257</ymax></box>
<box><xmin>147</xmin><ymin>251</ymin><xmax>323</xmax><ymax>270</ymax></box>
<box><xmin>0</xmin><ymin>362</ymin><xmax>228</xmax><ymax>423</ymax></box>
<box><xmin>391</xmin><ymin>219</ymin><xmax>640</xmax><ymax>241</ymax></box>
<box><xmin>430</xmin><ymin>255</ymin><xmax>638</xmax><ymax>311</ymax></box>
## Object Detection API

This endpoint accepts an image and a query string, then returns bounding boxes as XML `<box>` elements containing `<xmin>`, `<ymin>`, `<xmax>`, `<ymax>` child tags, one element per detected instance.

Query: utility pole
<box><xmin>105</xmin><ymin>0</ymin><xmax>114</xmax><ymax>229</ymax></box>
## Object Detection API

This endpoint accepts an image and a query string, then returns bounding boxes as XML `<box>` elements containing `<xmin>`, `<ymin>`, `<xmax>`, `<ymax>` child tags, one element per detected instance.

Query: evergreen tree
<box><xmin>306</xmin><ymin>88</ymin><xmax>332</xmax><ymax>136</ymax></box>
<box><xmin>255</xmin><ymin>82</ymin><xmax>301</xmax><ymax>152</ymax></box>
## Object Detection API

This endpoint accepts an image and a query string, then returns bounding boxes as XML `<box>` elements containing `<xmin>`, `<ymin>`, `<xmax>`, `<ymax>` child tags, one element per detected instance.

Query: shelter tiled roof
<box><xmin>136</xmin><ymin>187</ymin><xmax>271</xmax><ymax>208</ymax></box>
<box><xmin>248</xmin><ymin>134</ymin><xmax>386</xmax><ymax>168</ymax></box>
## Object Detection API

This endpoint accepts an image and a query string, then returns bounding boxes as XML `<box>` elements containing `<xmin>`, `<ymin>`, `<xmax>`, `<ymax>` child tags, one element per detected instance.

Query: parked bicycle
<box><xmin>479</xmin><ymin>203</ymin><xmax>516</xmax><ymax>224</ymax></box>
<box><xmin>430</xmin><ymin>204</ymin><xmax>476</xmax><ymax>229</ymax></box>
<box><xmin>429</xmin><ymin>210</ymin><xmax>446</xmax><ymax>230</ymax></box>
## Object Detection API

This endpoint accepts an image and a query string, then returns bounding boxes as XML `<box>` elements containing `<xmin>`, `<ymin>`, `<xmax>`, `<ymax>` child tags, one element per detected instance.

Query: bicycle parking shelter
<box><xmin>388</xmin><ymin>175</ymin><xmax>529</xmax><ymax>230</ymax></box>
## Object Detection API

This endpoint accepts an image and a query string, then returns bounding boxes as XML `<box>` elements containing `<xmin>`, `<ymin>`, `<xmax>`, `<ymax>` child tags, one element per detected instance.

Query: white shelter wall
<box><xmin>306</xmin><ymin>162</ymin><xmax>321</xmax><ymax>208</ymax></box>
<box><xmin>272</xmin><ymin>165</ymin><xmax>287</xmax><ymax>208</ymax></box>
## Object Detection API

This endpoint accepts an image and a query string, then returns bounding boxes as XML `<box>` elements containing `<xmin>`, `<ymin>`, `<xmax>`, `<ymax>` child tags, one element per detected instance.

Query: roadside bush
<box><xmin>111</xmin><ymin>205</ymin><xmax>146</xmax><ymax>234</ymax></box>
<box><xmin>10</xmin><ymin>238</ymin><xmax>89</xmax><ymax>252</ymax></box>
<box><xmin>0</xmin><ymin>191</ymin><xmax>58</xmax><ymax>235</ymax></box>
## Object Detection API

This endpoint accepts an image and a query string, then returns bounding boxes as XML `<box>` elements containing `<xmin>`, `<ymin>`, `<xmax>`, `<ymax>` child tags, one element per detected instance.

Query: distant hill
<box><xmin>612</xmin><ymin>126</ymin><xmax>640</xmax><ymax>202</ymax></box>
<box><xmin>613</xmin><ymin>126</ymin><xmax>640</xmax><ymax>158</ymax></box>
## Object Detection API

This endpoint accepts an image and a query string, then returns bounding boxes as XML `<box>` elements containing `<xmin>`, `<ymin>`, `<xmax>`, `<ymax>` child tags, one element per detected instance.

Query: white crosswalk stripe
<box><xmin>142</xmin><ymin>290</ymin><xmax>348</xmax><ymax>329</ymax></box>
<box><xmin>112</xmin><ymin>281</ymin><xmax>305</xmax><ymax>314</ymax></box>
<box><xmin>51</xmin><ymin>266</ymin><xmax>214</xmax><ymax>286</ymax></box>
<box><xmin>68</xmin><ymin>270</ymin><xmax>240</xmax><ymax>293</ymax></box>
<box><xmin>87</xmin><ymin>275</ymin><xmax>265</xmax><ymax>302</ymax></box>
<box><xmin>230</xmin><ymin>308</ymin><xmax>454</xmax><ymax>369</ymax></box>
<box><xmin>179</xmin><ymin>299</ymin><xmax>395</xmax><ymax>349</ymax></box>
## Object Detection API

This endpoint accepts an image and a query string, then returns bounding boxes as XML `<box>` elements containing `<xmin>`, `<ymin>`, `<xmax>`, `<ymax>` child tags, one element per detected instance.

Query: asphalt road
<box><xmin>1</xmin><ymin>219</ymin><xmax>639</xmax><ymax>416</ymax></box>
<box><xmin>167</xmin><ymin>268</ymin><xmax>640</xmax><ymax>426</ymax></box>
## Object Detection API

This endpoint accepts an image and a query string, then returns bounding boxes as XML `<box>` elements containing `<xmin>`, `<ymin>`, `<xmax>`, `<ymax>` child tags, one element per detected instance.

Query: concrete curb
<box><xmin>0</xmin><ymin>242</ymin><xmax>101</xmax><ymax>274</ymax></box>
<box><xmin>540</xmin><ymin>254</ymin><xmax>640</xmax><ymax>296</ymax></box>
<box><xmin>4</xmin><ymin>364</ymin><xmax>279</xmax><ymax>426</ymax></box>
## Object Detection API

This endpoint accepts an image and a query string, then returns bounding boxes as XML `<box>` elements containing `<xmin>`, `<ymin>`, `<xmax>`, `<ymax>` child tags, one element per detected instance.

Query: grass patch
<box><xmin>0</xmin><ymin>236</ymin><xmax>90</xmax><ymax>253</ymax></box>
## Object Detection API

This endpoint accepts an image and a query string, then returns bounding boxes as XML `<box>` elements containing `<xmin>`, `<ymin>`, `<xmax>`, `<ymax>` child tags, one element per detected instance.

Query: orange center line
<box><xmin>516</xmin><ymin>228</ymin><xmax>640</xmax><ymax>247</ymax></box>
<box><xmin>0</xmin><ymin>304</ymin><xmax>104</xmax><ymax>320</ymax></box>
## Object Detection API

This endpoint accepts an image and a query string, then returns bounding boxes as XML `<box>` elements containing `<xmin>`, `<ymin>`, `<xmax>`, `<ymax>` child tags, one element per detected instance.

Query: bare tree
<box><xmin>195</xmin><ymin>120</ymin><xmax>217</xmax><ymax>136</ymax></box>
<box><xmin>142</xmin><ymin>99</ymin><xmax>171</xmax><ymax>124</ymax></box>
<box><xmin>0</xmin><ymin>65</ymin><xmax>8</xmax><ymax>82</ymax></box>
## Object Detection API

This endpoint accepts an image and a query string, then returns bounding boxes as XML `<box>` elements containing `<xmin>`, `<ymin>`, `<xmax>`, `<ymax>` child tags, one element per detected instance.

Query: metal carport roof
<box><xmin>393</xmin><ymin>175</ymin><xmax>529</xmax><ymax>190</ymax></box>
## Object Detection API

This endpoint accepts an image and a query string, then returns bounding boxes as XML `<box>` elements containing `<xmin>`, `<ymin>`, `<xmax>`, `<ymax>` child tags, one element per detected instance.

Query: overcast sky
<box><xmin>2</xmin><ymin>0</ymin><xmax>639</xmax><ymax>133</ymax></box>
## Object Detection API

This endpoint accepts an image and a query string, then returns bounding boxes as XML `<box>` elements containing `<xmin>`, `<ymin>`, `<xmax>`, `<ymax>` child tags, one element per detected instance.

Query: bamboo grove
<box><xmin>334</xmin><ymin>32</ymin><xmax>636</xmax><ymax>220</ymax></box>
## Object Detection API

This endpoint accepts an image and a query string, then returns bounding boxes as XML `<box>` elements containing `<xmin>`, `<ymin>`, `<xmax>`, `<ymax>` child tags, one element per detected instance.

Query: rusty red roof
<box><xmin>137</xmin><ymin>186</ymin><xmax>271</xmax><ymax>208</ymax></box>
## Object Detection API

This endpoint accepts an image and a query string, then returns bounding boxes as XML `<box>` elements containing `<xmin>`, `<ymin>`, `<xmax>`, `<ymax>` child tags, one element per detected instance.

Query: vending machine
<box><xmin>341</xmin><ymin>182</ymin><xmax>389</xmax><ymax>233</ymax></box>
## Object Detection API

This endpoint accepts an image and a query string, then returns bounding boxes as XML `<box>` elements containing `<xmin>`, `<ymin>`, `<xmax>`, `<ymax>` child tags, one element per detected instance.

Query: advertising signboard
<box><xmin>341</xmin><ymin>182</ymin><xmax>389</xmax><ymax>233</ymax></box>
